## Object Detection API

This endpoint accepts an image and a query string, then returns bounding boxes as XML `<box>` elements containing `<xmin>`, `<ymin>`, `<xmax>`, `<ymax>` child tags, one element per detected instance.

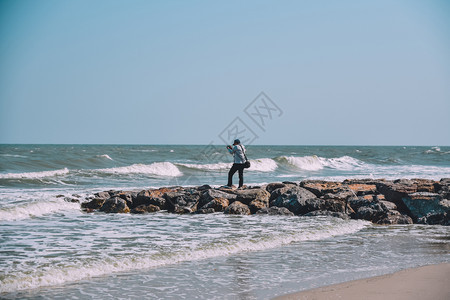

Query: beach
<box><xmin>276</xmin><ymin>263</ymin><xmax>450</xmax><ymax>300</ymax></box>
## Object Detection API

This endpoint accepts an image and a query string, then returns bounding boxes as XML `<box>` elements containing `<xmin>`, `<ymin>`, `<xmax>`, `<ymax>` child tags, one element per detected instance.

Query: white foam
<box><xmin>0</xmin><ymin>200</ymin><xmax>80</xmax><ymax>221</ymax></box>
<box><xmin>249</xmin><ymin>158</ymin><xmax>278</xmax><ymax>172</ymax></box>
<box><xmin>281</xmin><ymin>155</ymin><xmax>364</xmax><ymax>171</ymax></box>
<box><xmin>96</xmin><ymin>162</ymin><xmax>182</xmax><ymax>177</ymax></box>
<box><xmin>0</xmin><ymin>168</ymin><xmax>69</xmax><ymax>179</ymax></box>
<box><xmin>0</xmin><ymin>219</ymin><xmax>369</xmax><ymax>293</ymax></box>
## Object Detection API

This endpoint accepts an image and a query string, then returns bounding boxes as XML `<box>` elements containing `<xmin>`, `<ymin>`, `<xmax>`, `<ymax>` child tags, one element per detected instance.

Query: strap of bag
<box><xmin>239</xmin><ymin>145</ymin><xmax>248</xmax><ymax>161</ymax></box>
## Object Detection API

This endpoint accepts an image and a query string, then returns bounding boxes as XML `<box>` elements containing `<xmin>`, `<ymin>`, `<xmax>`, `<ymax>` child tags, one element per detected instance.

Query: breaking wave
<box><xmin>0</xmin><ymin>168</ymin><xmax>70</xmax><ymax>179</ymax></box>
<box><xmin>0</xmin><ymin>200</ymin><xmax>80</xmax><ymax>221</ymax></box>
<box><xmin>277</xmin><ymin>155</ymin><xmax>364</xmax><ymax>171</ymax></box>
<box><xmin>95</xmin><ymin>162</ymin><xmax>182</xmax><ymax>177</ymax></box>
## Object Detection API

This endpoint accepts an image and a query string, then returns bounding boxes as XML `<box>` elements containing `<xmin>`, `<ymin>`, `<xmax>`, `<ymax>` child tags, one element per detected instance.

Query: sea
<box><xmin>1</xmin><ymin>145</ymin><xmax>449</xmax><ymax>299</ymax></box>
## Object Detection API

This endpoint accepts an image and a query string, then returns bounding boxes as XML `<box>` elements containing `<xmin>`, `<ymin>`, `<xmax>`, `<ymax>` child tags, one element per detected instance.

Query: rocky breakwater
<box><xmin>80</xmin><ymin>178</ymin><xmax>450</xmax><ymax>225</ymax></box>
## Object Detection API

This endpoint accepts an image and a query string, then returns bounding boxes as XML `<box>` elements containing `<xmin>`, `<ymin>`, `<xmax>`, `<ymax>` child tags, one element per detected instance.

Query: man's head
<box><xmin>233</xmin><ymin>139</ymin><xmax>240</xmax><ymax>145</ymax></box>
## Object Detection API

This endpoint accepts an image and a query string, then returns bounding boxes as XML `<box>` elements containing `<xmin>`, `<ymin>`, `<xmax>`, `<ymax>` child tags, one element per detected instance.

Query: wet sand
<box><xmin>274</xmin><ymin>263</ymin><xmax>450</xmax><ymax>300</ymax></box>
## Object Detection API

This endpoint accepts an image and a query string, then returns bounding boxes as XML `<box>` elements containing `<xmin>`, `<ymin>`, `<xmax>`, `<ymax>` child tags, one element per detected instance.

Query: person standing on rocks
<box><xmin>225</xmin><ymin>139</ymin><xmax>246</xmax><ymax>188</ymax></box>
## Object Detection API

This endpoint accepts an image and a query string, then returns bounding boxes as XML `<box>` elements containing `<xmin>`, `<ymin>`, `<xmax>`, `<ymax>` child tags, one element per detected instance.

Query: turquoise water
<box><xmin>0</xmin><ymin>145</ymin><xmax>449</xmax><ymax>298</ymax></box>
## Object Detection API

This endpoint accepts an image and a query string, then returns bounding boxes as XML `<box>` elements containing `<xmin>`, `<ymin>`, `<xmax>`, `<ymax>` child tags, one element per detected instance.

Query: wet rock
<box><xmin>300</xmin><ymin>180</ymin><xmax>343</xmax><ymax>197</ymax></box>
<box><xmin>197</xmin><ymin>184</ymin><xmax>212</xmax><ymax>191</ymax></box>
<box><xmin>354</xmin><ymin>202</ymin><xmax>388</xmax><ymax>222</ymax></box>
<box><xmin>234</xmin><ymin>189</ymin><xmax>270</xmax><ymax>206</ymax></box>
<box><xmin>94</xmin><ymin>191</ymin><xmax>111</xmax><ymax>199</ymax></box>
<box><xmin>224</xmin><ymin>201</ymin><xmax>251</xmax><ymax>215</ymax></box>
<box><xmin>81</xmin><ymin>198</ymin><xmax>106</xmax><ymax>209</ymax></box>
<box><xmin>271</xmin><ymin>186</ymin><xmax>321</xmax><ymax>215</ymax></box>
<box><xmin>375</xmin><ymin>181</ymin><xmax>417</xmax><ymax>212</ymax></box>
<box><xmin>117</xmin><ymin>191</ymin><xmax>136</xmax><ymax>208</ymax></box>
<box><xmin>376</xmin><ymin>210</ymin><xmax>413</xmax><ymax>225</ymax></box>
<box><xmin>64</xmin><ymin>197</ymin><xmax>80</xmax><ymax>203</ymax></box>
<box><xmin>249</xmin><ymin>198</ymin><xmax>269</xmax><ymax>214</ymax></box>
<box><xmin>100</xmin><ymin>197</ymin><xmax>130</xmax><ymax>213</ymax></box>
<box><xmin>200</xmin><ymin>197</ymin><xmax>229</xmax><ymax>212</ymax></box>
<box><xmin>199</xmin><ymin>189</ymin><xmax>237</xmax><ymax>207</ymax></box>
<box><xmin>418</xmin><ymin>212</ymin><xmax>450</xmax><ymax>226</ymax></box>
<box><xmin>379</xmin><ymin>200</ymin><xmax>397</xmax><ymax>211</ymax></box>
<box><xmin>303</xmin><ymin>210</ymin><xmax>349</xmax><ymax>220</ymax></box>
<box><xmin>265</xmin><ymin>183</ymin><xmax>286</xmax><ymax>194</ymax></box>
<box><xmin>256</xmin><ymin>207</ymin><xmax>294</xmax><ymax>216</ymax></box>
<box><xmin>401</xmin><ymin>192</ymin><xmax>449</xmax><ymax>222</ymax></box>
<box><xmin>346</xmin><ymin>184</ymin><xmax>377</xmax><ymax>196</ymax></box>
<box><xmin>164</xmin><ymin>191</ymin><xmax>200</xmax><ymax>213</ymax></box>
<box><xmin>435</xmin><ymin>178</ymin><xmax>450</xmax><ymax>198</ymax></box>
<box><xmin>195</xmin><ymin>208</ymin><xmax>216</xmax><ymax>214</ymax></box>
<box><xmin>131</xmin><ymin>204</ymin><xmax>160</xmax><ymax>214</ymax></box>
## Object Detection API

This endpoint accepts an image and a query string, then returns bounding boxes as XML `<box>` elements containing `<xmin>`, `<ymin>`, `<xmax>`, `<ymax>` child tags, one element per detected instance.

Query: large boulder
<box><xmin>234</xmin><ymin>189</ymin><xmax>270</xmax><ymax>206</ymax></box>
<box><xmin>224</xmin><ymin>201</ymin><xmax>251</xmax><ymax>215</ymax></box>
<box><xmin>164</xmin><ymin>190</ymin><xmax>200</xmax><ymax>213</ymax></box>
<box><xmin>100</xmin><ymin>197</ymin><xmax>130</xmax><ymax>213</ymax></box>
<box><xmin>376</xmin><ymin>211</ymin><xmax>413</xmax><ymax>225</ymax></box>
<box><xmin>300</xmin><ymin>180</ymin><xmax>343</xmax><ymax>197</ymax></box>
<box><xmin>81</xmin><ymin>198</ymin><xmax>105</xmax><ymax>210</ymax></box>
<box><xmin>265</xmin><ymin>183</ymin><xmax>286</xmax><ymax>194</ymax></box>
<box><xmin>435</xmin><ymin>178</ymin><xmax>450</xmax><ymax>199</ymax></box>
<box><xmin>271</xmin><ymin>186</ymin><xmax>321</xmax><ymax>215</ymax></box>
<box><xmin>199</xmin><ymin>189</ymin><xmax>237</xmax><ymax>207</ymax></box>
<box><xmin>200</xmin><ymin>197</ymin><xmax>229</xmax><ymax>212</ymax></box>
<box><xmin>256</xmin><ymin>207</ymin><xmax>294</xmax><ymax>216</ymax></box>
<box><xmin>131</xmin><ymin>204</ymin><xmax>160</xmax><ymax>214</ymax></box>
<box><xmin>401</xmin><ymin>192</ymin><xmax>450</xmax><ymax>222</ymax></box>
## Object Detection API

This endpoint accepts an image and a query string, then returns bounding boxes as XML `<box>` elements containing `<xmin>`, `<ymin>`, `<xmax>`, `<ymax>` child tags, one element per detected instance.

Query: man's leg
<box><xmin>227</xmin><ymin>164</ymin><xmax>238</xmax><ymax>186</ymax></box>
<box><xmin>238</xmin><ymin>164</ymin><xmax>244</xmax><ymax>188</ymax></box>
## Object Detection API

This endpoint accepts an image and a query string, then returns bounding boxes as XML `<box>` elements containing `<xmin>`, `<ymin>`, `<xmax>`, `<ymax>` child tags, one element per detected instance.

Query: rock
<box><xmin>164</xmin><ymin>191</ymin><xmax>200</xmax><ymax>213</ymax></box>
<box><xmin>271</xmin><ymin>186</ymin><xmax>321</xmax><ymax>215</ymax></box>
<box><xmin>266</xmin><ymin>183</ymin><xmax>286</xmax><ymax>194</ymax></box>
<box><xmin>81</xmin><ymin>198</ymin><xmax>106</xmax><ymax>209</ymax></box>
<box><xmin>375</xmin><ymin>181</ymin><xmax>417</xmax><ymax>212</ymax></box>
<box><xmin>435</xmin><ymin>178</ymin><xmax>450</xmax><ymax>199</ymax></box>
<box><xmin>131</xmin><ymin>204</ymin><xmax>160</xmax><ymax>214</ymax></box>
<box><xmin>303</xmin><ymin>210</ymin><xmax>349</xmax><ymax>220</ymax></box>
<box><xmin>224</xmin><ymin>201</ymin><xmax>251</xmax><ymax>215</ymax></box>
<box><xmin>195</xmin><ymin>208</ymin><xmax>216</xmax><ymax>214</ymax></box>
<box><xmin>379</xmin><ymin>200</ymin><xmax>397</xmax><ymax>211</ymax></box>
<box><xmin>269</xmin><ymin>185</ymin><xmax>292</xmax><ymax>202</ymax></box>
<box><xmin>376</xmin><ymin>210</ymin><xmax>413</xmax><ymax>225</ymax></box>
<box><xmin>197</xmin><ymin>184</ymin><xmax>212</xmax><ymax>191</ymax></box>
<box><xmin>199</xmin><ymin>189</ymin><xmax>237</xmax><ymax>207</ymax></box>
<box><xmin>300</xmin><ymin>180</ymin><xmax>343</xmax><ymax>197</ymax></box>
<box><xmin>418</xmin><ymin>212</ymin><xmax>450</xmax><ymax>226</ymax></box>
<box><xmin>354</xmin><ymin>201</ymin><xmax>388</xmax><ymax>222</ymax></box>
<box><xmin>282</xmin><ymin>181</ymin><xmax>298</xmax><ymax>186</ymax></box>
<box><xmin>401</xmin><ymin>192</ymin><xmax>449</xmax><ymax>222</ymax></box>
<box><xmin>94</xmin><ymin>191</ymin><xmax>111</xmax><ymax>199</ymax></box>
<box><xmin>200</xmin><ymin>197</ymin><xmax>229</xmax><ymax>212</ymax></box>
<box><xmin>234</xmin><ymin>189</ymin><xmax>270</xmax><ymax>206</ymax></box>
<box><xmin>64</xmin><ymin>197</ymin><xmax>80</xmax><ymax>203</ymax></box>
<box><xmin>99</xmin><ymin>197</ymin><xmax>130</xmax><ymax>213</ymax></box>
<box><xmin>249</xmin><ymin>198</ymin><xmax>269</xmax><ymax>214</ymax></box>
<box><xmin>256</xmin><ymin>207</ymin><xmax>294</xmax><ymax>216</ymax></box>
<box><xmin>117</xmin><ymin>191</ymin><xmax>136</xmax><ymax>208</ymax></box>
<box><xmin>346</xmin><ymin>184</ymin><xmax>377</xmax><ymax>196</ymax></box>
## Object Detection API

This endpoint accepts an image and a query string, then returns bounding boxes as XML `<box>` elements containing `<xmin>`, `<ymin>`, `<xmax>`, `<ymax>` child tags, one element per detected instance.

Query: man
<box><xmin>225</xmin><ymin>139</ymin><xmax>246</xmax><ymax>188</ymax></box>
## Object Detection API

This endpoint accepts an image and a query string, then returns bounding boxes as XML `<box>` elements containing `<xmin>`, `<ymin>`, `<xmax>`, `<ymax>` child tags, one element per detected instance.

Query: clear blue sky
<box><xmin>1</xmin><ymin>0</ymin><xmax>449</xmax><ymax>145</ymax></box>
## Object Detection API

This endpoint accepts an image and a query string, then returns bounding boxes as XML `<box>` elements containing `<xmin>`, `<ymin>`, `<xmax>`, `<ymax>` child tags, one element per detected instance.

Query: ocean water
<box><xmin>0</xmin><ymin>145</ymin><xmax>449</xmax><ymax>299</ymax></box>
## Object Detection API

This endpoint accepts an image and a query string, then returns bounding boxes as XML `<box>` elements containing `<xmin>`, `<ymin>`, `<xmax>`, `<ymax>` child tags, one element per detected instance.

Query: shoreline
<box><xmin>274</xmin><ymin>263</ymin><xmax>450</xmax><ymax>300</ymax></box>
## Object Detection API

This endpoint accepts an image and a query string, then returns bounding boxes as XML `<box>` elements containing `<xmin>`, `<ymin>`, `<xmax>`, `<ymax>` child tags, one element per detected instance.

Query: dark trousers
<box><xmin>228</xmin><ymin>163</ymin><xmax>245</xmax><ymax>187</ymax></box>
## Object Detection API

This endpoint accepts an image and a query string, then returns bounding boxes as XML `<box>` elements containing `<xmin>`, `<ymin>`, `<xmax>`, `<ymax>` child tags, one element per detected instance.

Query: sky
<box><xmin>0</xmin><ymin>0</ymin><xmax>449</xmax><ymax>145</ymax></box>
